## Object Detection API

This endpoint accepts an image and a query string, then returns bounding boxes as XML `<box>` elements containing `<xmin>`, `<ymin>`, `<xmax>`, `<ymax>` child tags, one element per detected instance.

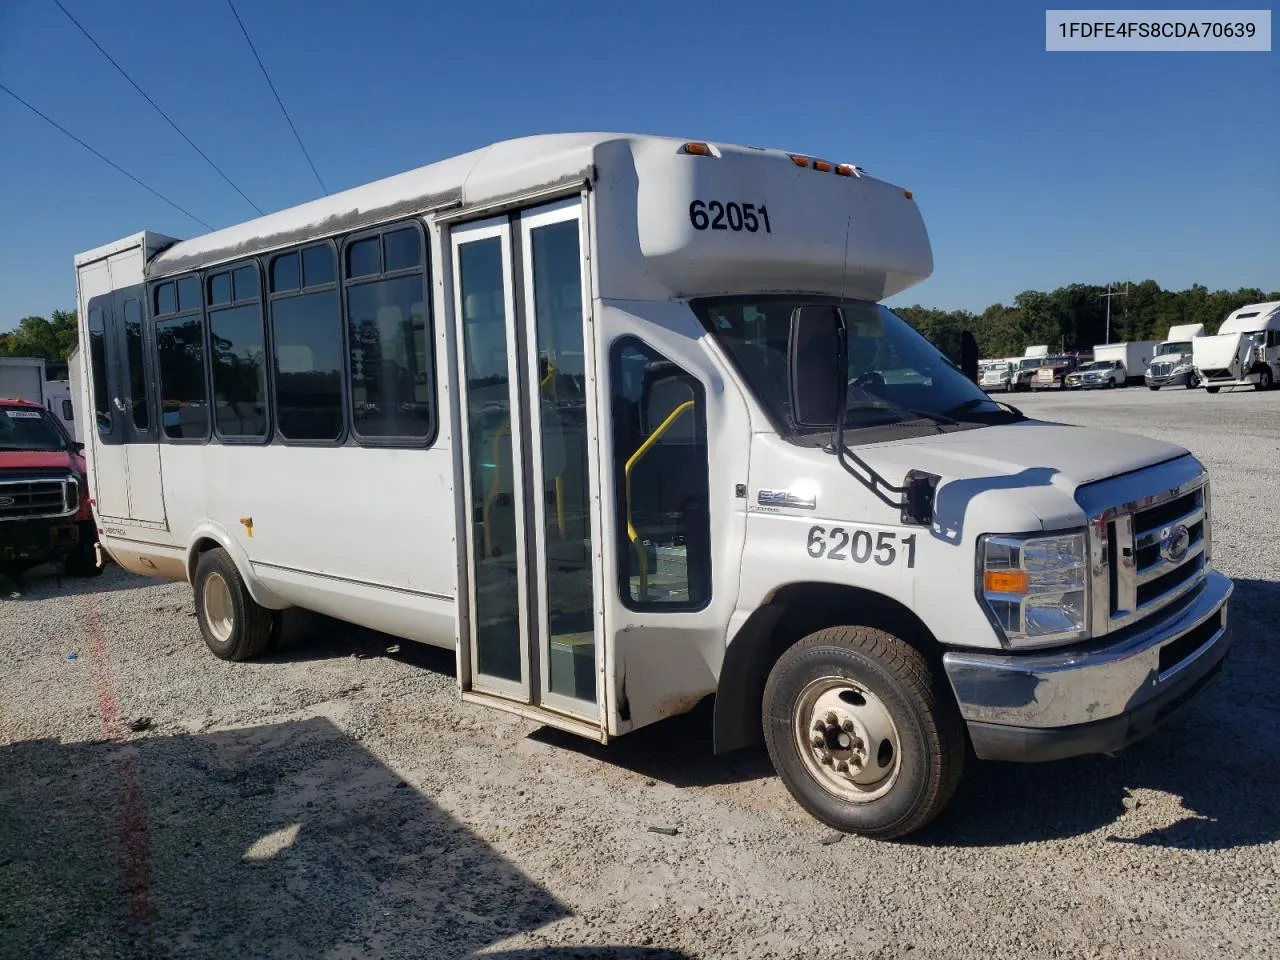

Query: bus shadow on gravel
<box><xmin>0</xmin><ymin>562</ymin><xmax>150</xmax><ymax>601</ymax></box>
<box><xmin>0</xmin><ymin>717</ymin><xmax>692</xmax><ymax>959</ymax></box>
<box><xmin>915</xmin><ymin>576</ymin><xmax>1280</xmax><ymax>851</ymax></box>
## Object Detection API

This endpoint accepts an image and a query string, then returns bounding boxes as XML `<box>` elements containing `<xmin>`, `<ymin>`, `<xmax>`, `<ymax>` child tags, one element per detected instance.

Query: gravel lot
<box><xmin>2</xmin><ymin>387</ymin><xmax>1278</xmax><ymax>960</ymax></box>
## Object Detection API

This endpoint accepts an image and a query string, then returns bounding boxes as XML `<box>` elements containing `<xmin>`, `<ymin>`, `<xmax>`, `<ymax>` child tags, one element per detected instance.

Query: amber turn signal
<box><xmin>983</xmin><ymin>569</ymin><xmax>1029</xmax><ymax>595</ymax></box>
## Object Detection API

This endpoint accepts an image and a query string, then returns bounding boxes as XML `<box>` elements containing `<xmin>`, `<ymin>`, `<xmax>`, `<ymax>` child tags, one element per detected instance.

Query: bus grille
<box><xmin>1106</xmin><ymin>485</ymin><xmax>1208</xmax><ymax>628</ymax></box>
<box><xmin>0</xmin><ymin>477</ymin><xmax>77</xmax><ymax>521</ymax></box>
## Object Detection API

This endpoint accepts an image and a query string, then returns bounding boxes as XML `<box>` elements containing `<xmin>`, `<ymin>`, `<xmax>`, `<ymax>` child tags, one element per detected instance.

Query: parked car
<box><xmin>0</xmin><ymin>397</ymin><xmax>101</xmax><ymax>587</ymax></box>
<box><xmin>1067</xmin><ymin>360</ymin><xmax>1125</xmax><ymax>389</ymax></box>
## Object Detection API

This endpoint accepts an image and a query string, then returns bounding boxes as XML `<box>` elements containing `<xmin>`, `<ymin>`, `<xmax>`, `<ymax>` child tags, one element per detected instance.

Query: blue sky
<box><xmin>1</xmin><ymin>0</ymin><xmax>1276</xmax><ymax>330</ymax></box>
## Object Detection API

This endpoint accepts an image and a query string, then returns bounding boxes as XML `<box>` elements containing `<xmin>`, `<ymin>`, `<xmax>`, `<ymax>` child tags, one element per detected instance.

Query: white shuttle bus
<box><xmin>73</xmin><ymin>133</ymin><xmax>1232</xmax><ymax>838</ymax></box>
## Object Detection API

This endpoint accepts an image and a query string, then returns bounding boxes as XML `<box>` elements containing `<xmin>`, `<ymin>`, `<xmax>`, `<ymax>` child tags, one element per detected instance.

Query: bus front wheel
<box><xmin>194</xmin><ymin>548</ymin><xmax>275</xmax><ymax>662</ymax></box>
<box><xmin>762</xmin><ymin>625</ymin><xmax>965</xmax><ymax>840</ymax></box>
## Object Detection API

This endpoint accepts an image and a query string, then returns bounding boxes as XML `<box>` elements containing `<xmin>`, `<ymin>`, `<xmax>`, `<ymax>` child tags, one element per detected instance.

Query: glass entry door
<box><xmin>451</xmin><ymin>200</ymin><xmax>602</xmax><ymax>724</ymax></box>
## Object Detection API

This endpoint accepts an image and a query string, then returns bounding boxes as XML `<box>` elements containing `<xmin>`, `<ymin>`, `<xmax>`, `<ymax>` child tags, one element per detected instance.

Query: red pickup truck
<box><xmin>0</xmin><ymin>398</ymin><xmax>101</xmax><ymax>588</ymax></box>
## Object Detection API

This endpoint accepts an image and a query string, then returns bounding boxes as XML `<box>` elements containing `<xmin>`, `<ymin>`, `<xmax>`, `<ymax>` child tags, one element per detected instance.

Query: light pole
<box><xmin>1097</xmin><ymin>284</ymin><xmax>1129</xmax><ymax>344</ymax></box>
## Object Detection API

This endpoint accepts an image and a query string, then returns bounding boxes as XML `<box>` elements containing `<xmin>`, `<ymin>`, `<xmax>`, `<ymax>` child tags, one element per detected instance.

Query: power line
<box><xmin>225</xmin><ymin>0</ymin><xmax>327</xmax><ymax>195</ymax></box>
<box><xmin>0</xmin><ymin>82</ymin><xmax>215</xmax><ymax>230</ymax></box>
<box><xmin>50</xmin><ymin>0</ymin><xmax>263</xmax><ymax>216</ymax></box>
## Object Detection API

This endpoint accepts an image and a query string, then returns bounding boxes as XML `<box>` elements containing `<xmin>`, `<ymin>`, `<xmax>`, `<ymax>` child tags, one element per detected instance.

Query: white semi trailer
<box><xmin>1193</xmin><ymin>302</ymin><xmax>1280</xmax><ymax>393</ymax></box>
<box><xmin>0</xmin><ymin>356</ymin><xmax>47</xmax><ymax>404</ymax></box>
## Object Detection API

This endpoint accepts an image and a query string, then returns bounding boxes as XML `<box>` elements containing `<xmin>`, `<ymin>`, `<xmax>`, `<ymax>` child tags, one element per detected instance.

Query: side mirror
<box><xmin>788</xmin><ymin>305</ymin><xmax>847</xmax><ymax>429</ymax></box>
<box><xmin>960</xmin><ymin>330</ymin><xmax>979</xmax><ymax>384</ymax></box>
<box><xmin>71</xmin><ymin>441</ymin><xmax>85</xmax><ymax>454</ymax></box>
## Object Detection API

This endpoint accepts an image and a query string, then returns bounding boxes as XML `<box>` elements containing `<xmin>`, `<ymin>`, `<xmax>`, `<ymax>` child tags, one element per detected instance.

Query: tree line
<box><xmin>5</xmin><ymin>279</ymin><xmax>1278</xmax><ymax>379</ymax></box>
<box><xmin>895</xmin><ymin>281</ymin><xmax>1280</xmax><ymax>362</ymax></box>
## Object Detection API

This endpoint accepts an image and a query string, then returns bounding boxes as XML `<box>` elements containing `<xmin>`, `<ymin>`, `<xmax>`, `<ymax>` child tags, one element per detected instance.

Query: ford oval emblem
<box><xmin>0</xmin><ymin>496</ymin><xmax>14</xmax><ymax>507</ymax></box>
<box><xmin>1160</xmin><ymin>523</ymin><xmax>1192</xmax><ymax>563</ymax></box>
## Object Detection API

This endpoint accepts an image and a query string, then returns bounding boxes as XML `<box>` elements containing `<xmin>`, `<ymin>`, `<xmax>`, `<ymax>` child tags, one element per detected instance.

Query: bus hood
<box><xmin>862</xmin><ymin>420</ymin><xmax>1186</xmax><ymax>491</ymax></box>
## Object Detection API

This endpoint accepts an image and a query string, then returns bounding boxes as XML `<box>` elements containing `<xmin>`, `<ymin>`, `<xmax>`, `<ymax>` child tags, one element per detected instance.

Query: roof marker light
<box><xmin>682</xmin><ymin>142</ymin><xmax>712</xmax><ymax>156</ymax></box>
<box><xmin>903</xmin><ymin>189</ymin><xmax>914</xmax><ymax>200</ymax></box>
<box><xmin>789</xmin><ymin>154</ymin><xmax>810</xmax><ymax>168</ymax></box>
<box><xmin>835</xmin><ymin>163</ymin><xmax>860</xmax><ymax>178</ymax></box>
<box><xmin>813</xmin><ymin>160</ymin><xmax>833</xmax><ymax>172</ymax></box>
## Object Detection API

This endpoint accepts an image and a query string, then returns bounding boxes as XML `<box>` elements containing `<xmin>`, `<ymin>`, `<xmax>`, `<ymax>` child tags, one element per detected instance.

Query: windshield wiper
<box><xmin>845</xmin><ymin>402</ymin><xmax>957</xmax><ymax>428</ymax></box>
<box><xmin>943</xmin><ymin>397</ymin><xmax>1024</xmax><ymax>419</ymax></box>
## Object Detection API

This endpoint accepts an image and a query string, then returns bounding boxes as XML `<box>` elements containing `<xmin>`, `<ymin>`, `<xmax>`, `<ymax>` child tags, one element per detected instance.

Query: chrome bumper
<box><xmin>943</xmin><ymin>571</ymin><xmax>1232</xmax><ymax>761</ymax></box>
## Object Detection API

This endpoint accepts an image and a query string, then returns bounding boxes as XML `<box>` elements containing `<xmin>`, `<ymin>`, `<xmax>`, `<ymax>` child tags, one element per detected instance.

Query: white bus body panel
<box><xmin>0</xmin><ymin>357</ymin><xmax>46</xmax><ymax>403</ymax></box>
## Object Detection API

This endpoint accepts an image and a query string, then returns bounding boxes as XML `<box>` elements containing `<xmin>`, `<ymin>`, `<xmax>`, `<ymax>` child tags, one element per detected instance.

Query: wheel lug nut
<box><xmin>820</xmin><ymin>755</ymin><xmax>833</xmax><ymax>766</ymax></box>
<box><xmin>835</xmin><ymin>761</ymin><xmax>848</xmax><ymax>773</ymax></box>
<box><xmin>841</xmin><ymin>719</ymin><xmax>854</xmax><ymax>733</ymax></box>
<box><xmin>814</xmin><ymin>720</ymin><xmax>826</xmax><ymax>732</ymax></box>
<box><xmin>810</xmin><ymin>734</ymin><xmax>825</xmax><ymax>749</ymax></box>
<box><xmin>824</xmin><ymin>712</ymin><xmax>838</xmax><ymax>725</ymax></box>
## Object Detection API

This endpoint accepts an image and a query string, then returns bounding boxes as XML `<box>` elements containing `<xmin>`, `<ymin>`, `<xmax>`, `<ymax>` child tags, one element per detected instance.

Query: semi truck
<box><xmin>1145</xmin><ymin>324</ymin><xmax>1206</xmax><ymax>390</ymax></box>
<box><xmin>72</xmin><ymin>131</ymin><xmax>1232</xmax><ymax>839</ymax></box>
<box><xmin>1091</xmin><ymin>341</ymin><xmax>1156</xmax><ymax>386</ymax></box>
<box><xmin>1192</xmin><ymin>302</ymin><xmax>1280</xmax><ymax>393</ymax></box>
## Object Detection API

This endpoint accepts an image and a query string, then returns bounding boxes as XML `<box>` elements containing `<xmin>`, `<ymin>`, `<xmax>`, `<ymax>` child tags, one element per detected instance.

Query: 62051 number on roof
<box><xmin>689</xmin><ymin>201</ymin><xmax>772</xmax><ymax>234</ymax></box>
<box><xmin>806</xmin><ymin>525</ymin><xmax>917</xmax><ymax>568</ymax></box>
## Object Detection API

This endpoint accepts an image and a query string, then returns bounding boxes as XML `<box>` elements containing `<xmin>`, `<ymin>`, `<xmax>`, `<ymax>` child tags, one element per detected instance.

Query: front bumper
<box><xmin>943</xmin><ymin>570</ymin><xmax>1233</xmax><ymax>762</ymax></box>
<box><xmin>0</xmin><ymin>517</ymin><xmax>79</xmax><ymax>564</ymax></box>
<box><xmin>1146</xmin><ymin>371</ymin><xmax>1193</xmax><ymax>387</ymax></box>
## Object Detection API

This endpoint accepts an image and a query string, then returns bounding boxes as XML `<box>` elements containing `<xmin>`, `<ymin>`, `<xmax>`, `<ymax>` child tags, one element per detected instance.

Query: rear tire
<box><xmin>1206</xmin><ymin>386</ymin><xmax>1221</xmax><ymax>394</ymax></box>
<box><xmin>1148</xmin><ymin>385</ymin><xmax>1160</xmax><ymax>391</ymax></box>
<box><xmin>763</xmin><ymin>626</ymin><xmax>965</xmax><ymax>840</ymax></box>
<box><xmin>193</xmin><ymin>548</ymin><xmax>274</xmax><ymax>662</ymax></box>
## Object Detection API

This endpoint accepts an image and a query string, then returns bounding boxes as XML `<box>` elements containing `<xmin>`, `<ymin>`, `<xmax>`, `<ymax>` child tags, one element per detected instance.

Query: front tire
<box><xmin>1148</xmin><ymin>385</ymin><xmax>1160</xmax><ymax>391</ymax></box>
<box><xmin>1256</xmin><ymin>368</ymin><xmax>1273</xmax><ymax>391</ymax></box>
<box><xmin>763</xmin><ymin>626</ymin><xmax>965</xmax><ymax>840</ymax></box>
<box><xmin>1206</xmin><ymin>386</ymin><xmax>1221</xmax><ymax>394</ymax></box>
<box><xmin>194</xmin><ymin>548</ymin><xmax>274</xmax><ymax>661</ymax></box>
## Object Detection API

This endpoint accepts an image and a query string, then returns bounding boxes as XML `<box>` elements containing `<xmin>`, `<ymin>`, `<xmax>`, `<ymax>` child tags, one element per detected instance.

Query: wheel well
<box><xmin>712</xmin><ymin>582</ymin><xmax>942</xmax><ymax>754</ymax></box>
<box><xmin>187</xmin><ymin>537</ymin><xmax>222</xmax><ymax>584</ymax></box>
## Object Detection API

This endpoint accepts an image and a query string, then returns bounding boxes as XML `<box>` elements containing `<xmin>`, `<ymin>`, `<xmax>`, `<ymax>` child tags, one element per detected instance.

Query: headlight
<box><xmin>978</xmin><ymin>531</ymin><xmax>1089</xmax><ymax>647</ymax></box>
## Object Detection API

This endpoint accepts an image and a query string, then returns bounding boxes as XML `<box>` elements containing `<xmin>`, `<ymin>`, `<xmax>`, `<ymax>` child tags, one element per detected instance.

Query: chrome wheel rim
<box><xmin>793</xmin><ymin>676</ymin><xmax>902</xmax><ymax>803</ymax></box>
<box><xmin>202</xmin><ymin>571</ymin><xmax>234</xmax><ymax>644</ymax></box>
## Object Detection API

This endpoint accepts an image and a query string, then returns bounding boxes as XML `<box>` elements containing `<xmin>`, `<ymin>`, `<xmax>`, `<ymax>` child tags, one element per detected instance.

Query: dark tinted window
<box><xmin>346</xmin><ymin>237</ymin><xmax>379</xmax><ymax>278</ymax></box>
<box><xmin>611</xmin><ymin>339</ymin><xmax>711</xmax><ymax>609</ymax></box>
<box><xmin>233</xmin><ymin>265</ymin><xmax>259</xmax><ymax>301</ymax></box>
<box><xmin>270</xmin><ymin>289</ymin><xmax>343</xmax><ymax>441</ymax></box>
<box><xmin>271</xmin><ymin>252</ymin><xmax>300</xmax><ymax>293</ymax></box>
<box><xmin>209</xmin><ymin>304</ymin><xmax>268</xmax><ymax>439</ymax></box>
<box><xmin>346</xmin><ymin>275</ymin><xmax>430</xmax><ymax>438</ymax></box>
<box><xmin>383</xmin><ymin>228</ymin><xmax>421</xmax><ymax>272</ymax></box>
<box><xmin>87</xmin><ymin>307</ymin><xmax>111</xmax><ymax>435</ymax></box>
<box><xmin>302</xmin><ymin>244</ymin><xmax>335</xmax><ymax>286</ymax></box>
<box><xmin>177</xmin><ymin>275</ymin><xmax>200</xmax><ymax>312</ymax></box>
<box><xmin>123</xmin><ymin>298</ymin><xmax>149</xmax><ymax>432</ymax></box>
<box><xmin>155</xmin><ymin>282</ymin><xmax>176</xmax><ymax>316</ymax></box>
<box><xmin>208</xmin><ymin>273</ymin><xmax>232</xmax><ymax>306</ymax></box>
<box><xmin>155</xmin><ymin>315</ymin><xmax>209</xmax><ymax>439</ymax></box>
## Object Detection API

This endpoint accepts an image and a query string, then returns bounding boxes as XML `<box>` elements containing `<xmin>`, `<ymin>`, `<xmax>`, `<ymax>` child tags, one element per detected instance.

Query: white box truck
<box><xmin>43</xmin><ymin>379</ymin><xmax>77</xmax><ymax>441</ymax></box>
<box><xmin>1192</xmin><ymin>301</ymin><xmax>1280</xmax><ymax>393</ymax></box>
<box><xmin>1091</xmin><ymin>341</ymin><xmax>1156</xmax><ymax>386</ymax></box>
<box><xmin>1145</xmin><ymin>324</ymin><xmax>1205</xmax><ymax>390</ymax></box>
<box><xmin>71</xmin><ymin>132</ymin><xmax>1232</xmax><ymax>839</ymax></box>
<box><xmin>0</xmin><ymin>356</ymin><xmax>47</xmax><ymax>404</ymax></box>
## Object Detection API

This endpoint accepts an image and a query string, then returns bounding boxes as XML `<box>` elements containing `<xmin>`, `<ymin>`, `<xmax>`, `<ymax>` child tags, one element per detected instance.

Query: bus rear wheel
<box><xmin>762</xmin><ymin>626</ymin><xmax>964</xmax><ymax>840</ymax></box>
<box><xmin>194</xmin><ymin>548</ymin><xmax>274</xmax><ymax>662</ymax></box>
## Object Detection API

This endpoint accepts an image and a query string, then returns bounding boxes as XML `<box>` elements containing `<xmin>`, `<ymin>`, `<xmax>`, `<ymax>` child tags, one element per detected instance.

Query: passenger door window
<box><xmin>611</xmin><ymin>339</ymin><xmax>711</xmax><ymax>609</ymax></box>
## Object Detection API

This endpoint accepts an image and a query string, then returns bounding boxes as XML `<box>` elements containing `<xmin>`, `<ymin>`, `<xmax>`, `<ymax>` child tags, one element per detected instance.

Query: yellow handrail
<box><xmin>624</xmin><ymin>399</ymin><xmax>694</xmax><ymax>601</ymax></box>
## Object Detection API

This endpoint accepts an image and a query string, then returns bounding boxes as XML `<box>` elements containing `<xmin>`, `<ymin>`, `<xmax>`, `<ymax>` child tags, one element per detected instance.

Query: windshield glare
<box><xmin>692</xmin><ymin>296</ymin><xmax>1007</xmax><ymax>435</ymax></box>
<box><xmin>0</xmin><ymin>406</ymin><xmax>70</xmax><ymax>452</ymax></box>
<box><xmin>1157</xmin><ymin>341</ymin><xmax>1192</xmax><ymax>356</ymax></box>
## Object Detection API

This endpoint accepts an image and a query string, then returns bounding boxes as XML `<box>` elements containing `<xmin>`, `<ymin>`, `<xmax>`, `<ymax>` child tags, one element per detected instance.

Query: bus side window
<box><xmin>611</xmin><ymin>339</ymin><xmax>711</xmax><ymax>610</ymax></box>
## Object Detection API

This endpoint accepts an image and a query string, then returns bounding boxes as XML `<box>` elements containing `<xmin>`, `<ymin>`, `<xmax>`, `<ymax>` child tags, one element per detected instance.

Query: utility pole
<box><xmin>1098</xmin><ymin>284</ymin><xmax>1129</xmax><ymax>344</ymax></box>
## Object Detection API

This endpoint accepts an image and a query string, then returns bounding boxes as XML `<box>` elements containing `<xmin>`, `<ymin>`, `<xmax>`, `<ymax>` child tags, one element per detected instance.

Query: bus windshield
<box><xmin>692</xmin><ymin>296</ymin><xmax>1014</xmax><ymax>437</ymax></box>
<box><xmin>0</xmin><ymin>405</ymin><xmax>70</xmax><ymax>452</ymax></box>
